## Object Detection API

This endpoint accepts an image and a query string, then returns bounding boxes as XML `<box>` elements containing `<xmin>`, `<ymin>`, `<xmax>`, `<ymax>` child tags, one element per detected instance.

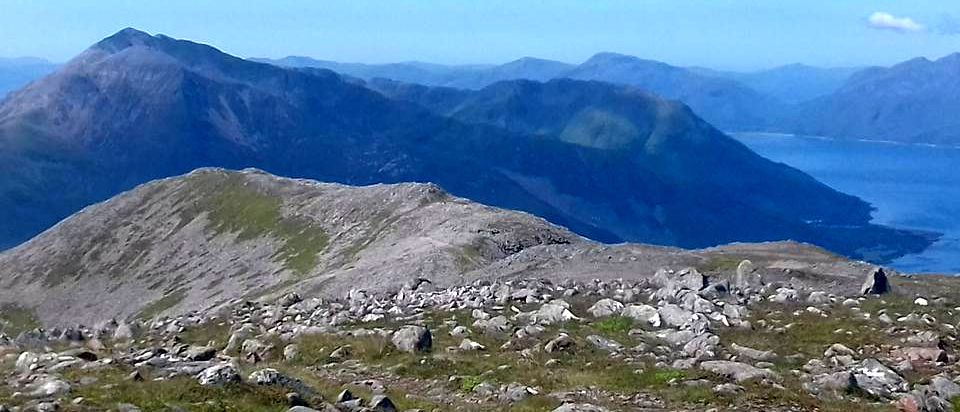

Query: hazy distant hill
<box><xmin>0</xmin><ymin>57</ymin><xmax>57</xmax><ymax>98</ymax></box>
<box><xmin>262</xmin><ymin>52</ymin><xmax>787</xmax><ymax>131</ymax></box>
<box><xmin>781</xmin><ymin>54</ymin><xmax>960</xmax><ymax>144</ymax></box>
<box><xmin>0</xmin><ymin>28</ymin><xmax>932</xmax><ymax>262</ymax></box>
<box><xmin>252</xmin><ymin>56</ymin><xmax>573</xmax><ymax>90</ymax></box>
<box><xmin>691</xmin><ymin>63</ymin><xmax>859</xmax><ymax>103</ymax></box>
<box><xmin>559</xmin><ymin>52</ymin><xmax>786</xmax><ymax>131</ymax></box>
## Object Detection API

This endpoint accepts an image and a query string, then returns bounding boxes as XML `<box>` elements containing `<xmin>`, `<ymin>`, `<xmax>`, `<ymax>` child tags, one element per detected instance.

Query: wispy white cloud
<box><xmin>867</xmin><ymin>12</ymin><xmax>924</xmax><ymax>33</ymax></box>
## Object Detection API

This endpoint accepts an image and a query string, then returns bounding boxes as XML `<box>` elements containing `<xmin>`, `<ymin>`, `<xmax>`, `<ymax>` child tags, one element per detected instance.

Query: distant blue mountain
<box><xmin>780</xmin><ymin>54</ymin><xmax>960</xmax><ymax>144</ymax></box>
<box><xmin>251</xmin><ymin>56</ymin><xmax>573</xmax><ymax>89</ymax></box>
<box><xmin>690</xmin><ymin>63</ymin><xmax>860</xmax><ymax>103</ymax></box>
<box><xmin>258</xmin><ymin>52</ymin><xmax>789</xmax><ymax>132</ymax></box>
<box><xmin>0</xmin><ymin>28</ymin><xmax>931</xmax><ymax>262</ymax></box>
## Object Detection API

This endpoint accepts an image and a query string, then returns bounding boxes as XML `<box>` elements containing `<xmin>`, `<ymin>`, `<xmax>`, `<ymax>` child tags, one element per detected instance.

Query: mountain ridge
<box><xmin>0</xmin><ymin>28</ymin><xmax>935</xmax><ymax>262</ymax></box>
<box><xmin>0</xmin><ymin>168</ymin><xmax>878</xmax><ymax>327</ymax></box>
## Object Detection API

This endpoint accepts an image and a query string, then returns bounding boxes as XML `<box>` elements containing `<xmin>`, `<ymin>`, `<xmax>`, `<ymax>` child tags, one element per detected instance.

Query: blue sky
<box><xmin>2</xmin><ymin>0</ymin><xmax>960</xmax><ymax>70</ymax></box>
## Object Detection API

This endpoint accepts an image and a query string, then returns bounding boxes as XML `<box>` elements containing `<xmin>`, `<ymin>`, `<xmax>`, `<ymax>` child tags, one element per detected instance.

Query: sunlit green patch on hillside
<box><xmin>178</xmin><ymin>173</ymin><xmax>328</xmax><ymax>275</ymax></box>
<box><xmin>0</xmin><ymin>303</ymin><xmax>40</xmax><ymax>335</ymax></box>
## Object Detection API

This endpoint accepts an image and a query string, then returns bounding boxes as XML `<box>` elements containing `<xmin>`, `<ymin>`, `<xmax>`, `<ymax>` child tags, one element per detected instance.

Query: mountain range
<box><xmin>0</xmin><ymin>28</ymin><xmax>934</xmax><ymax>262</ymax></box>
<box><xmin>13</xmin><ymin>43</ymin><xmax>955</xmax><ymax>145</ymax></box>
<box><xmin>260</xmin><ymin>52</ymin><xmax>960</xmax><ymax>145</ymax></box>
<box><xmin>784</xmin><ymin>54</ymin><xmax>960</xmax><ymax>144</ymax></box>
<box><xmin>255</xmin><ymin>53</ymin><xmax>786</xmax><ymax>131</ymax></box>
<box><xmin>689</xmin><ymin>63</ymin><xmax>860</xmax><ymax>104</ymax></box>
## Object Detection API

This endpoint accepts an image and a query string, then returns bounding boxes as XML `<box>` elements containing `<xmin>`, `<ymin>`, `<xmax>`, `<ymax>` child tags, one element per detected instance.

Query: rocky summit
<box><xmin>1</xmin><ymin>168</ymin><xmax>960</xmax><ymax>411</ymax></box>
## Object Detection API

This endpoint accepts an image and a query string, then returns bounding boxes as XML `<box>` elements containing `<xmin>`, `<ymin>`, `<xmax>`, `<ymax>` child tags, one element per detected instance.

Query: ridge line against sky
<box><xmin>3</xmin><ymin>1</ymin><xmax>960</xmax><ymax>71</ymax></box>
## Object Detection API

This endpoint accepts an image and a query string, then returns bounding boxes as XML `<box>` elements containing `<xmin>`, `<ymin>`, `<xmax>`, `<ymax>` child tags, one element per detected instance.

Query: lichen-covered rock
<box><xmin>197</xmin><ymin>363</ymin><xmax>241</xmax><ymax>386</ymax></box>
<box><xmin>700</xmin><ymin>360</ymin><xmax>780</xmax><ymax>382</ymax></box>
<box><xmin>531</xmin><ymin>302</ymin><xmax>580</xmax><ymax>325</ymax></box>
<box><xmin>391</xmin><ymin>325</ymin><xmax>432</xmax><ymax>353</ymax></box>
<box><xmin>587</xmin><ymin>299</ymin><xmax>623</xmax><ymax>318</ymax></box>
<box><xmin>621</xmin><ymin>304</ymin><xmax>661</xmax><ymax>327</ymax></box>
<box><xmin>853</xmin><ymin>359</ymin><xmax>908</xmax><ymax>399</ymax></box>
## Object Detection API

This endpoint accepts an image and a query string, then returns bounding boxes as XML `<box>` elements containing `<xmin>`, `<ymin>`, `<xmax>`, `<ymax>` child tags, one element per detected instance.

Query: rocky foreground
<box><xmin>2</xmin><ymin>264</ymin><xmax>960</xmax><ymax>411</ymax></box>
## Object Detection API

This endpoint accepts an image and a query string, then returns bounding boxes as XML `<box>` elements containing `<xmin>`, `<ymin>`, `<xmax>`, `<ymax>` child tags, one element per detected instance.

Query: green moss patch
<box><xmin>136</xmin><ymin>289</ymin><xmax>187</xmax><ymax>321</ymax></box>
<box><xmin>179</xmin><ymin>173</ymin><xmax>329</xmax><ymax>275</ymax></box>
<box><xmin>0</xmin><ymin>304</ymin><xmax>40</xmax><ymax>335</ymax></box>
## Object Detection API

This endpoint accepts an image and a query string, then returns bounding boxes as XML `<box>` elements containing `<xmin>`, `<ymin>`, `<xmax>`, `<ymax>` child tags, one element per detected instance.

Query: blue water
<box><xmin>733</xmin><ymin>133</ymin><xmax>960</xmax><ymax>274</ymax></box>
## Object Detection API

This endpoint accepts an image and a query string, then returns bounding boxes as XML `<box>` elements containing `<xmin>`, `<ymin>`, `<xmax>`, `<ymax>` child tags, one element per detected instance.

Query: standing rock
<box><xmin>735</xmin><ymin>260</ymin><xmax>761</xmax><ymax>290</ymax></box>
<box><xmin>860</xmin><ymin>268</ymin><xmax>890</xmax><ymax>295</ymax></box>
<box><xmin>391</xmin><ymin>325</ymin><xmax>432</xmax><ymax>353</ymax></box>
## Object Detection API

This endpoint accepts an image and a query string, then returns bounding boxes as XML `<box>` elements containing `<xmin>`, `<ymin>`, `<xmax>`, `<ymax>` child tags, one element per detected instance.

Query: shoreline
<box><xmin>729</xmin><ymin>131</ymin><xmax>960</xmax><ymax>150</ymax></box>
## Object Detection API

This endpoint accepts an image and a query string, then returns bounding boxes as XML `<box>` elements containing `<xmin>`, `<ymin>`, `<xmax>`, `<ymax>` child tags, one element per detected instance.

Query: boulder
<box><xmin>806</xmin><ymin>291</ymin><xmax>830</xmax><ymax>305</ymax></box>
<box><xmin>459</xmin><ymin>338</ymin><xmax>486</xmax><ymax>351</ymax></box>
<box><xmin>184</xmin><ymin>346</ymin><xmax>217</xmax><ymax>361</ymax></box>
<box><xmin>731</xmin><ymin>343</ymin><xmax>778</xmax><ymax>361</ymax></box>
<box><xmin>544</xmin><ymin>334</ymin><xmax>575</xmax><ymax>353</ymax></box>
<box><xmin>734</xmin><ymin>260</ymin><xmax>762</xmax><ymax>290</ymax></box>
<box><xmin>861</xmin><ymin>268</ymin><xmax>890</xmax><ymax>295</ymax></box>
<box><xmin>700</xmin><ymin>360</ymin><xmax>780</xmax><ymax>382</ymax></box>
<box><xmin>929</xmin><ymin>376</ymin><xmax>960</xmax><ymax>400</ymax></box>
<box><xmin>113</xmin><ymin>322</ymin><xmax>138</xmax><ymax>341</ymax></box>
<box><xmin>621</xmin><ymin>304</ymin><xmax>661</xmax><ymax>327</ymax></box>
<box><xmin>474</xmin><ymin>315</ymin><xmax>513</xmax><ymax>337</ymax></box>
<box><xmin>531</xmin><ymin>303</ymin><xmax>580</xmax><ymax>325</ymax></box>
<box><xmin>500</xmin><ymin>383</ymin><xmax>534</xmax><ymax>403</ymax></box>
<box><xmin>248</xmin><ymin>368</ymin><xmax>323</xmax><ymax>402</ymax></box>
<box><xmin>900</xmin><ymin>347</ymin><xmax>948</xmax><ymax>363</ymax></box>
<box><xmin>197</xmin><ymin>363</ymin><xmax>241</xmax><ymax>386</ymax></box>
<box><xmin>683</xmin><ymin>333</ymin><xmax>719</xmax><ymax>358</ymax></box>
<box><xmin>803</xmin><ymin>371</ymin><xmax>858</xmax><ymax>400</ymax></box>
<box><xmin>277</xmin><ymin>292</ymin><xmax>303</xmax><ymax>307</ymax></box>
<box><xmin>587</xmin><ymin>299</ymin><xmax>624</xmax><ymax>318</ymax></box>
<box><xmin>369</xmin><ymin>395</ymin><xmax>397</xmax><ymax>412</ymax></box>
<box><xmin>27</xmin><ymin>376</ymin><xmax>71</xmax><ymax>398</ymax></box>
<box><xmin>283</xmin><ymin>344</ymin><xmax>300</xmax><ymax>361</ymax></box>
<box><xmin>391</xmin><ymin>325</ymin><xmax>432</xmax><ymax>353</ymax></box>
<box><xmin>585</xmin><ymin>335</ymin><xmax>623</xmax><ymax>352</ymax></box>
<box><xmin>657</xmin><ymin>304</ymin><xmax>696</xmax><ymax>329</ymax></box>
<box><xmin>653</xmin><ymin>268</ymin><xmax>707</xmax><ymax>291</ymax></box>
<box><xmin>552</xmin><ymin>404</ymin><xmax>611</xmax><ymax>412</ymax></box>
<box><xmin>853</xmin><ymin>359</ymin><xmax>908</xmax><ymax>399</ymax></box>
<box><xmin>15</xmin><ymin>351</ymin><xmax>40</xmax><ymax>373</ymax></box>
